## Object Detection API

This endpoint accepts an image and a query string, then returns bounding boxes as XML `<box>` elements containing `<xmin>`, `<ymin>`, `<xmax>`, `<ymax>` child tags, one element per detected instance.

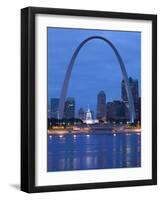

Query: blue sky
<box><xmin>48</xmin><ymin>27</ymin><xmax>141</xmax><ymax>113</ymax></box>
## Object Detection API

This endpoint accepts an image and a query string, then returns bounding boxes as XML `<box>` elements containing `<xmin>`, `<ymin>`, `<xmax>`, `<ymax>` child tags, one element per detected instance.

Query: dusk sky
<box><xmin>48</xmin><ymin>27</ymin><xmax>141</xmax><ymax>113</ymax></box>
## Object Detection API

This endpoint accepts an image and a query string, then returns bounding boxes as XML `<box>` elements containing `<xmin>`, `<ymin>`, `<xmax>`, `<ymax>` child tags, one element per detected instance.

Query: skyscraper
<box><xmin>121</xmin><ymin>77</ymin><xmax>139</xmax><ymax>120</ymax></box>
<box><xmin>106</xmin><ymin>100</ymin><xmax>129</xmax><ymax>121</ymax></box>
<box><xmin>121</xmin><ymin>77</ymin><xmax>139</xmax><ymax>103</ymax></box>
<box><xmin>78</xmin><ymin>108</ymin><xmax>85</xmax><ymax>120</ymax></box>
<box><xmin>96</xmin><ymin>90</ymin><xmax>106</xmax><ymax>120</ymax></box>
<box><xmin>50</xmin><ymin>98</ymin><xmax>59</xmax><ymax>118</ymax></box>
<box><xmin>64</xmin><ymin>97</ymin><xmax>75</xmax><ymax>119</ymax></box>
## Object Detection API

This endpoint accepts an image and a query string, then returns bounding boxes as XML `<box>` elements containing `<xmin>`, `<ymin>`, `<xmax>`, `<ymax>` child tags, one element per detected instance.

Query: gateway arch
<box><xmin>58</xmin><ymin>36</ymin><xmax>136</xmax><ymax>123</ymax></box>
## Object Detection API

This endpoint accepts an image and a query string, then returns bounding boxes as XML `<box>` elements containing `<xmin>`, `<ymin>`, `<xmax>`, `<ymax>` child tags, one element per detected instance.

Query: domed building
<box><xmin>83</xmin><ymin>108</ymin><xmax>98</xmax><ymax>124</ymax></box>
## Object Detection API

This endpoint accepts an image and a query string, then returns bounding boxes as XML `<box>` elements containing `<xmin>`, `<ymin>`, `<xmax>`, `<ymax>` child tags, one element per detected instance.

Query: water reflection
<box><xmin>48</xmin><ymin>133</ymin><xmax>141</xmax><ymax>172</ymax></box>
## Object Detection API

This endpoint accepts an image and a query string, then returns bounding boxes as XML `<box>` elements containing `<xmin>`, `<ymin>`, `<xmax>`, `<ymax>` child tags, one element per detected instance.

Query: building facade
<box><xmin>96</xmin><ymin>90</ymin><xmax>106</xmax><ymax>121</ymax></box>
<box><xmin>78</xmin><ymin>108</ymin><xmax>85</xmax><ymax>120</ymax></box>
<box><xmin>121</xmin><ymin>77</ymin><xmax>139</xmax><ymax>120</ymax></box>
<box><xmin>83</xmin><ymin>108</ymin><xmax>98</xmax><ymax>124</ymax></box>
<box><xmin>50</xmin><ymin>98</ymin><xmax>59</xmax><ymax>118</ymax></box>
<box><xmin>106</xmin><ymin>100</ymin><xmax>129</xmax><ymax>122</ymax></box>
<box><xmin>122</xmin><ymin>77</ymin><xmax>138</xmax><ymax>102</ymax></box>
<box><xmin>63</xmin><ymin>97</ymin><xmax>75</xmax><ymax>119</ymax></box>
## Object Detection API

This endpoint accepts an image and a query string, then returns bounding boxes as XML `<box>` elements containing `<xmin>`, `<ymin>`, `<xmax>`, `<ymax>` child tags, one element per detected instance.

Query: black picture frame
<box><xmin>21</xmin><ymin>6</ymin><xmax>157</xmax><ymax>193</ymax></box>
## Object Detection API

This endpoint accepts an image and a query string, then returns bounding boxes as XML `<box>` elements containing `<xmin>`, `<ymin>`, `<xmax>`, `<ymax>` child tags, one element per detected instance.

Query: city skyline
<box><xmin>49</xmin><ymin>77</ymin><xmax>140</xmax><ymax>116</ymax></box>
<box><xmin>47</xmin><ymin>25</ymin><xmax>142</xmax><ymax>174</ymax></box>
<box><xmin>48</xmin><ymin>28</ymin><xmax>141</xmax><ymax>113</ymax></box>
<box><xmin>49</xmin><ymin>76</ymin><xmax>140</xmax><ymax>121</ymax></box>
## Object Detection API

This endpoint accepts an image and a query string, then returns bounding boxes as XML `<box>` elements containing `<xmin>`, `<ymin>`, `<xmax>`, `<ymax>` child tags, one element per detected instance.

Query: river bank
<box><xmin>48</xmin><ymin>129</ymin><xmax>141</xmax><ymax>135</ymax></box>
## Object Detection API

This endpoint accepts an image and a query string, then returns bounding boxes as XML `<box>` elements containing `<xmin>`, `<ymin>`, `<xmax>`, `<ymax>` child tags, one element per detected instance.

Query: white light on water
<box><xmin>49</xmin><ymin>135</ymin><xmax>52</xmax><ymax>139</ymax></box>
<box><xmin>73</xmin><ymin>135</ymin><xmax>77</xmax><ymax>139</ymax></box>
<box><xmin>113</xmin><ymin>133</ymin><xmax>116</xmax><ymax>137</ymax></box>
<box><xmin>87</xmin><ymin>134</ymin><xmax>90</xmax><ymax>137</ymax></box>
<box><xmin>59</xmin><ymin>135</ymin><xmax>63</xmax><ymax>138</ymax></box>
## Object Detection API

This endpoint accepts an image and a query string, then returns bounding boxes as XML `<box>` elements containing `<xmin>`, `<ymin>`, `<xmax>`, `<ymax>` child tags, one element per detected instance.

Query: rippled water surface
<box><xmin>48</xmin><ymin>132</ymin><xmax>141</xmax><ymax>172</ymax></box>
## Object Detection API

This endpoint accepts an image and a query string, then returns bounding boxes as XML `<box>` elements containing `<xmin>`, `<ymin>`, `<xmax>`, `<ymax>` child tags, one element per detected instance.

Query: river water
<box><xmin>47</xmin><ymin>132</ymin><xmax>141</xmax><ymax>172</ymax></box>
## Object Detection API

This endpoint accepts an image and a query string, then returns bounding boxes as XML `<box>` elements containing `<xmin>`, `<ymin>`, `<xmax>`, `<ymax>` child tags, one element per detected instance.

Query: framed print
<box><xmin>21</xmin><ymin>7</ymin><xmax>157</xmax><ymax>193</ymax></box>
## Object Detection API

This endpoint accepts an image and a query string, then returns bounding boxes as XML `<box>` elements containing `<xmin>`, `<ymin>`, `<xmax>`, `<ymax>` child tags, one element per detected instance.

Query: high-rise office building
<box><xmin>121</xmin><ymin>77</ymin><xmax>138</xmax><ymax>103</ymax></box>
<box><xmin>106</xmin><ymin>100</ymin><xmax>129</xmax><ymax>121</ymax></box>
<box><xmin>96</xmin><ymin>90</ymin><xmax>106</xmax><ymax>120</ymax></box>
<box><xmin>64</xmin><ymin>97</ymin><xmax>75</xmax><ymax>119</ymax></box>
<box><xmin>78</xmin><ymin>108</ymin><xmax>85</xmax><ymax>120</ymax></box>
<box><xmin>121</xmin><ymin>77</ymin><xmax>139</xmax><ymax>120</ymax></box>
<box><xmin>50</xmin><ymin>98</ymin><xmax>59</xmax><ymax>118</ymax></box>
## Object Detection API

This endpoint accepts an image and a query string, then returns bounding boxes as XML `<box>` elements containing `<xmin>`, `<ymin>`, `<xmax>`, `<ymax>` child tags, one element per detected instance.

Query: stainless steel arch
<box><xmin>58</xmin><ymin>36</ymin><xmax>136</xmax><ymax>123</ymax></box>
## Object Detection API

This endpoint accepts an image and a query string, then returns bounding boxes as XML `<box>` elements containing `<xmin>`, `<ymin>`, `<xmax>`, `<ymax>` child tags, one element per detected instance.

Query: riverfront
<box><xmin>47</xmin><ymin>28</ymin><xmax>141</xmax><ymax>172</ymax></box>
<box><xmin>48</xmin><ymin>131</ymin><xmax>141</xmax><ymax>172</ymax></box>
<box><xmin>48</xmin><ymin>124</ymin><xmax>141</xmax><ymax>135</ymax></box>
